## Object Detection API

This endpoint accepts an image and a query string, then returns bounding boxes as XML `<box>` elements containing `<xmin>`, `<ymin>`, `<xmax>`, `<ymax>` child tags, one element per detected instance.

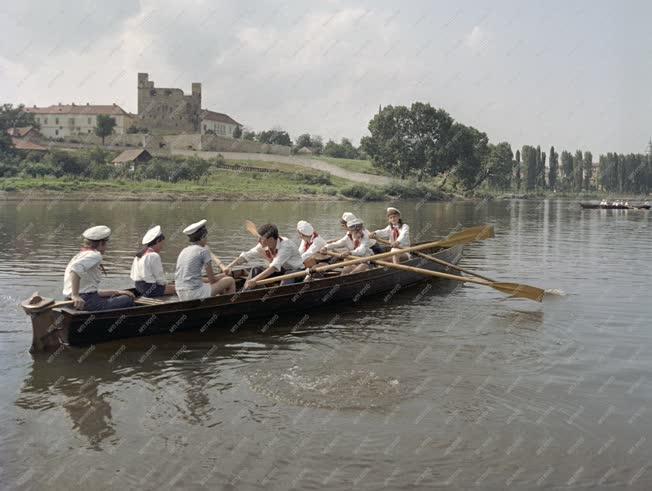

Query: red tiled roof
<box><xmin>25</xmin><ymin>104</ymin><xmax>130</xmax><ymax>116</ymax></box>
<box><xmin>200</xmin><ymin>109</ymin><xmax>241</xmax><ymax>126</ymax></box>
<box><xmin>6</xmin><ymin>126</ymin><xmax>36</xmax><ymax>137</ymax></box>
<box><xmin>11</xmin><ymin>137</ymin><xmax>47</xmax><ymax>151</ymax></box>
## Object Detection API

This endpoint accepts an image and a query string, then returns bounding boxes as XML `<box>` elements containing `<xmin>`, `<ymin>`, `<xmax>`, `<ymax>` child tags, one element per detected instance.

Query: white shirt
<box><xmin>373</xmin><ymin>223</ymin><xmax>410</xmax><ymax>247</ymax></box>
<box><xmin>326</xmin><ymin>229</ymin><xmax>375</xmax><ymax>257</ymax></box>
<box><xmin>239</xmin><ymin>237</ymin><xmax>305</xmax><ymax>271</ymax></box>
<box><xmin>63</xmin><ymin>249</ymin><xmax>103</xmax><ymax>296</ymax></box>
<box><xmin>130</xmin><ymin>250</ymin><xmax>166</xmax><ymax>285</ymax></box>
<box><xmin>299</xmin><ymin>233</ymin><xmax>328</xmax><ymax>262</ymax></box>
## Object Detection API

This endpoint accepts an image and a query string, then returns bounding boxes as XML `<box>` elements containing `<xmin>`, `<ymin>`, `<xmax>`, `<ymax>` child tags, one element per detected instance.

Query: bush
<box><xmin>339</xmin><ymin>183</ymin><xmax>384</xmax><ymax>200</ymax></box>
<box><xmin>289</xmin><ymin>172</ymin><xmax>332</xmax><ymax>185</ymax></box>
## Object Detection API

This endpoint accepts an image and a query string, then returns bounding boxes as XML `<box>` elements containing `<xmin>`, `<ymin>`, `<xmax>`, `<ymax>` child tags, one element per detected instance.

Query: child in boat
<box><xmin>297</xmin><ymin>220</ymin><xmax>327</xmax><ymax>265</ymax></box>
<box><xmin>327</xmin><ymin>212</ymin><xmax>357</xmax><ymax>244</ymax></box>
<box><xmin>63</xmin><ymin>225</ymin><xmax>135</xmax><ymax>311</ymax></box>
<box><xmin>371</xmin><ymin>207</ymin><xmax>411</xmax><ymax>263</ymax></box>
<box><xmin>223</xmin><ymin>223</ymin><xmax>305</xmax><ymax>289</ymax></box>
<box><xmin>130</xmin><ymin>225</ymin><xmax>176</xmax><ymax>297</ymax></box>
<box><xmin>175</xmin><ymin>220</ymin><xmax>235</xmax><ymax>301</ymax></box>
<box><xmin>321</xmin><ymin>217</ymin><xmax>374</xmax><ymax>274</ymax></box>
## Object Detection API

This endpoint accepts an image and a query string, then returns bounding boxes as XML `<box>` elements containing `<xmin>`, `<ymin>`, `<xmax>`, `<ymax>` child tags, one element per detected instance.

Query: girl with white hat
<box><xmin>63</xmin><ymin>225</ymin><xmax>135</xmax><ymax>310</ymax></box>
<box><xmin>175</xmin><ymin>219</ymin><xmax>235</xmax><ymax>301</ymax></box>
<box><xmin>371</xmin><ymin>207</ymin><xmax>411</xmax><ymax>263</ymax></box>
<box><xmin>321</xmin><ymin>217</ymin><xmax>375</xmax><ymax>274</ymax></box>
<box><xmin>296</xmin><ymin>220</ymin><xmax>327</xmax><ymax>265</ymax></box>
<box><xmin>131</xmin><ymin>225</ymin><xmax>176</xmax><ymax>297</ymax></box>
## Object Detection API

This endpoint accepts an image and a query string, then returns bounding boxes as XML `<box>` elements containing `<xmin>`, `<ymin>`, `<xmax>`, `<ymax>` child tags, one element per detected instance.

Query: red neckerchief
<box><xmin>264</xmin><ymin>238</ymin><xmax>281</xmax><ymax>261</ymax></box>
<box><xmin>347</xmin><ymin>232</ymin><xmax>360</xmax><ymax>249</ymax></box>
<box><xmin>304</xmin><ymin>232</ymin><xmax>318</xmax><ymax>251</ymax></box>
<box><xmin>144</xmin><ymin>247</ymin><xmax>156</xmax><ymax>255</ymax></box>
<box><xmin>79</xmin><ymin>247</ymin><xmax>107</xmax><ymax>275</ymax></box>
<box><xmin>391</xmin><ymin>225</ymin><xmax>400</xmax><ymax>241</ymax></box>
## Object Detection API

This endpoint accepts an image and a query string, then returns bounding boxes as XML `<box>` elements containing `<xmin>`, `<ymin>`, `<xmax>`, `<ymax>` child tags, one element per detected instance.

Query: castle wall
<box><xmin>137</xmin><ymin>73</ymin><xmax>201</xmax><ymax>133</ymax></box>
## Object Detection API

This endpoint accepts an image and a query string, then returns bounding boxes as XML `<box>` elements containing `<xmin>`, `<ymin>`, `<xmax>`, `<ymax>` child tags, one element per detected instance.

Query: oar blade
<box><xmin>492</xmin><ymin>282</ymin><xmax>545</xmax><ymax>302</ymax></box>
<box><xmin>244</xmin><ymin>220</ymin><xmax>259</xmax><ymax>237</ymax></box>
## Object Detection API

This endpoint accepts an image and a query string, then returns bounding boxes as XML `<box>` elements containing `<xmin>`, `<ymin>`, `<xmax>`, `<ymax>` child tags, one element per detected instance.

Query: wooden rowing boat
<box><xmin>22</xmin><ymin>242</ymin><xmax>463</xmax><ymax>352</ymax></box>
<box><xmin>580</xmin><ymin>202</ymin><xmax>651</xmax><ymax>210</ymax></box>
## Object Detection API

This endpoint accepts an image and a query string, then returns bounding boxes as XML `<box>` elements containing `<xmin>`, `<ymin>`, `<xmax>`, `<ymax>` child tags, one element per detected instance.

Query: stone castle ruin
<box><xmin>137</xmin><ymin>73</ymin><xmax>201</xmax><ymax>134</ymax></box>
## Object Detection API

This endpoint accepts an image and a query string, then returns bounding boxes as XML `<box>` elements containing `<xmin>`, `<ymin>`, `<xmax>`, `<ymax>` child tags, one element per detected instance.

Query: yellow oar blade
<box><xmin>491</xmin><ymin>282</ymin><xmax>545</xmax><ymax>302</ymax></box>
<box><xmin>244</xmin><ymin>220</ymin><xmax>259</xmax><ymax>237</ymax></box>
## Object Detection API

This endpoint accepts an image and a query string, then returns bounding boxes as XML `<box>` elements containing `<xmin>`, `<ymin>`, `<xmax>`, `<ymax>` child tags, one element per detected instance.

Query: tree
<box><xmin>513</xmin><ymin>149</ymin><xmax>521</xmax><ymax>191</ymax></box>
<box><xmin>485</xmin><ymin>142</ymin><xmax>514</xmax><ymax>190</ymax></box>
<box><xmin>548</xmin><ymin>146</ymin><xmax>558</xmax><ymax>191</ymax></box>
<box><xmin>242</xmin><ymin>130</ymin><xmax>256</xmax><ymax>141</ymax></box>
<box><xmin>295</xmin><ymin>133</ymin><xmax>312</xmax><ymax>149</ymax></box>
<box><xmin>232</xmin><ymin>125</ymin><xmax>242</xmax><ymax>139</ymax></box>
<box><xmin>361</xmin><ymin>103</ymin><xmax>457</xmax><ymax>180</ymax></box>
<box><xmin>95</xmin><ymin>114</ymin><xmax>116</xmax><ymax>145</ymax></box>
<box><xmin>583</xmin><ymin>151</ymin><xmax>593</xmax><ymax>190</ymax></box>
<box><xmin>323</xmin><ymin>138</ymin><xmax>360</xmax><ymax>159</ymax></box>
<box><xmin>560</xmin><ymin>150</ymin><xmax>573</xmax><ymax>191</ymax></box>
<box><xmin>257</xmin><ymin>129</ymin><xmax>292</xmax><ymax>147</ymax></box>
<box><xmin>573</xmin><ymin>150</ymin><xmax>584</xmax><ymax>191</ymax></box>
<box><xmin>450</xmin><ymin>124</ymin><xmax>489</xmax><ymax>190</ymax></box>
<box><xmin>521</xmin><ymin>145</ymin><xmax>537</xmax><ymax>191</ymax></box>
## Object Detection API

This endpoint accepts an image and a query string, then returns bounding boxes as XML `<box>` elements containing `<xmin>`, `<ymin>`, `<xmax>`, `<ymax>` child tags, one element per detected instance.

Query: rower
<box><xmin>297</xmin><ymin>220</ymin><xmax>327</xmax><ymax>265</ymax></box>
<box><xmin>131</xmin><ymin>225</ymin><xmax>176</xmax><ymax>297</ymax></box>
<box><xmin>175</xmin><ymin>219</ymin><xmax>235</xmax><ymax>301</ymax></box>
<box><xmin>371</xmin><ymin>207</ymin><xmax>411</xmax><ymax>263</ymax></box>
<box><xmin>223</xmin><ymin>223</ymin><xmax>305</xmax><ymax>290</ymax></box>
<box><xmin>63</xmin><ymin>225</ymin><xmax>135</xmax><ymax>311</ymax></box>
<box><xmin>321</xmin><ymin>217</ymin><xmax>374</xmax><ymax>275</ymax></box>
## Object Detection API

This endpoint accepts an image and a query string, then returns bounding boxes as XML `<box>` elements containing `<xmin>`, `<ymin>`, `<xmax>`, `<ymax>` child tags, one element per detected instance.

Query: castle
<box><xmin>137</xmin><ymin>73</ymin><xmax>241</xmax><ymax>137</ymax></box>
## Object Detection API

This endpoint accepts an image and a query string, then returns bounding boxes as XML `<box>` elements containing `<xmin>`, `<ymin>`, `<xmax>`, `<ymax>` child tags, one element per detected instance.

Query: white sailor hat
<box><xmin>183</xmin><ymin>219</ymin><xmax>207</xmax><ymax>235</ymax></box>
<box><xmin>142</xmin><ymin>225</ymin><xmax>162</xmax><ymax>245</ymax></box>
<box><xmin>386</xmin><ymin>207</ymin><xmax>401</xmax><ymax>215</ymax></box>
<box><xmin>82</xmin><ymin>225</ymin><xmax>111</xmax><ymax>241</ymax></box>
<box><xmin>341</xmin><ymin>212</ymin><xmax>357</xmax><ymax>222</ymax></box>
<box><xmin>296</xmin><ymin>220</ymin><xmax>314</xmax><ymax>236</ymax></box>
<box><xmin>346</xmin><ymin>217</ymin><xmax>363</xmax><ymax>227</ymax></box>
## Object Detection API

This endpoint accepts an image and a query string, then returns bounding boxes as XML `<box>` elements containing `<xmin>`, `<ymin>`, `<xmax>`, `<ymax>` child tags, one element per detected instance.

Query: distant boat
<box><xmin>579</xmin><ymin>202</ymin><xmax>651</xmax><ymax>210</ymax></box>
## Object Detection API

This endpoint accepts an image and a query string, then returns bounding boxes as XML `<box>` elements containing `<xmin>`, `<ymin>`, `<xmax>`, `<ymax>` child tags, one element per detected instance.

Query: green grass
<box><xmin>312</xmin><ymin>156</ymin><xmax>388</xmax><ymax>176</ymax></box>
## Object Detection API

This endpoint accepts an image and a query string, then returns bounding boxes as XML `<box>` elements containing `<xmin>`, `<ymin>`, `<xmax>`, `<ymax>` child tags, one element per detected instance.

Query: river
<box><xmin>0</xmin><ymin>197</ymin><xmax>650</xmax><ymax>489</ymax></box>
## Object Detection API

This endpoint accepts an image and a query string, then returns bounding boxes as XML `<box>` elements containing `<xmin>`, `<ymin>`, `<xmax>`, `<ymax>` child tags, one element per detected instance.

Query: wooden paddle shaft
<box><xmin>375</xmin><ymin>237</ymin><xmax>494</xmax><ymax>283</ymax></box>
<box><xmin>256</xmin><ymin>225</ymin><xmax>492</xmax><ymax>286</ymax></box>
<box><xmin>374</xmin><ymin>260</ymin><xmax>490</xmax><ymax>286</ymax></box>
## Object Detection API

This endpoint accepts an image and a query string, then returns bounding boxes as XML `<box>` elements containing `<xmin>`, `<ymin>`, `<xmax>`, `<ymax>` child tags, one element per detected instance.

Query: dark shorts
<box><xmin>135</xmin><ymin>281</ymin><xmax>166</xmax><ymax>297</ymax></box>
<box><xmin>67</xmin><ymin>292</ymin><xmax>134</xmax><ymax>311</ymax></box>
<box><xmin>371</xmin><ymin>243</ymin><xmax>388</xmax><ymax>254</ymax></box>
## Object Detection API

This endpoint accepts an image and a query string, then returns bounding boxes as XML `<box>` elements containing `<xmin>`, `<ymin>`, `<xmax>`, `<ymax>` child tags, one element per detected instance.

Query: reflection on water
<box><xmin>1</xmin><ymin>199</ymin><xmax>652</xmax><ymax>489</ymax></box>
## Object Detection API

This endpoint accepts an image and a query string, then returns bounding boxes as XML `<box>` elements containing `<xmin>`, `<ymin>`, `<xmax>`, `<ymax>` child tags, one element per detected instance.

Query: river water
<box><xmin>0</xmin><ymin>197</ymin><xmax>650</xmax><ymax>489</ymax></box>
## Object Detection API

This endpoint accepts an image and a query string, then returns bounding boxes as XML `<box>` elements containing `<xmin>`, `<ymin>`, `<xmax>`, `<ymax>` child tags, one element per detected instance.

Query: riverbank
<box><xmin>0</xmin><ymin>175</ymin><xmax>454</xmax><ymax>202</ymax></box>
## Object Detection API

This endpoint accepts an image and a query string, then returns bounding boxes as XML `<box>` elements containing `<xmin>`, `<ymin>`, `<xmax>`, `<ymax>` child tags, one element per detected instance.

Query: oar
<box><xmin>375</xmin><ymin>237</ymin><xmax>494</xmax><ymax>282</ymax></box>
<box><xmin>256</xmin><ymin>224</ymin><xmax>494</xmax><ymax>286</ymax></box>
<box><xmin>206</xmin><ymin>247</ymin><xmax>226</xmax><ymax>273</ymax></box>
<box><xmin>244</xmin><ymin>219</ymin><xmax>259</xmax><ymax>237</ymax></box>
<box><xmin>374</xmin><ymin>260</ymin><xmax>544</xmax><ymax>302</ymax></box>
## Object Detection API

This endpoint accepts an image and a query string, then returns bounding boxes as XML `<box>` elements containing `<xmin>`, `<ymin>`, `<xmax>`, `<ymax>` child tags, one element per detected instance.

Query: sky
<box><xmin>1</xmin><ymin>0</ymin><xmax>651</xmax><ymax>156</ymax></box>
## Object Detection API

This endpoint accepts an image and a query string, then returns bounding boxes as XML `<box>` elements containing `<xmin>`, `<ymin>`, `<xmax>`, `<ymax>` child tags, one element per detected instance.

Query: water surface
<box><xmin>1</xmin><ymin>198</ymin><xmax>650</xmax><ymax>489</ymax></box>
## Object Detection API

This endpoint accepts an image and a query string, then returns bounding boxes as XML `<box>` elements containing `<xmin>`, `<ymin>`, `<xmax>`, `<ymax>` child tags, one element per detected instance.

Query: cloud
<box><xmin>466</xmin><ymin>25</ymin><xmax>489</xmax><ymax>52</ymax></box>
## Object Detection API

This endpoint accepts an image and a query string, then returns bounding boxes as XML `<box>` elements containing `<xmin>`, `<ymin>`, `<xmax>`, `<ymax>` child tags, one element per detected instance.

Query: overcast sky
<box><xmin>1</xmin><ymin>0</ymin><xmax>651</xmax><ymax>155</ymax></box>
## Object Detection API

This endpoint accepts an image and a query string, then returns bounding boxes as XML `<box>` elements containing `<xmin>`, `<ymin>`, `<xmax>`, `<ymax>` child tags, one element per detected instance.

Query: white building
<box><xmin>25</xmin><ymin>103</ymin><xmax>134</xmax><ymax>139</ymax></box>
<box><xmin>200</xmin><ymin>109</ymin><xmax>241</xmax><ymax>138</ymax></box>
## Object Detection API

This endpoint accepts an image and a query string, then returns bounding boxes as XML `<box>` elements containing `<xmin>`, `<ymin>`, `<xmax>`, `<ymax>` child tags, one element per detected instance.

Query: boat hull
<box><xmin>38</xmin><ymin>244</ymin><xmax>463</xmax><ymax>349</ymax></box>
<box><xmin>580</xmin><ymin>203</ymin><xmax>650</xmax><ymax>210</ymax></box>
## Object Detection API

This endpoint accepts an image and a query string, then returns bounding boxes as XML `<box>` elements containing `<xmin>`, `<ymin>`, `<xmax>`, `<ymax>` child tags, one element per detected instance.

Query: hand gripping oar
<box><xmin>255</xmin><ymin>224</ymin><xmax>495</xmax><ymax>286</ymax></box>
<box><xmin>374</xmin><ymin>260</ymin><xmax>544</xmax><ymax>302</ymax></box>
